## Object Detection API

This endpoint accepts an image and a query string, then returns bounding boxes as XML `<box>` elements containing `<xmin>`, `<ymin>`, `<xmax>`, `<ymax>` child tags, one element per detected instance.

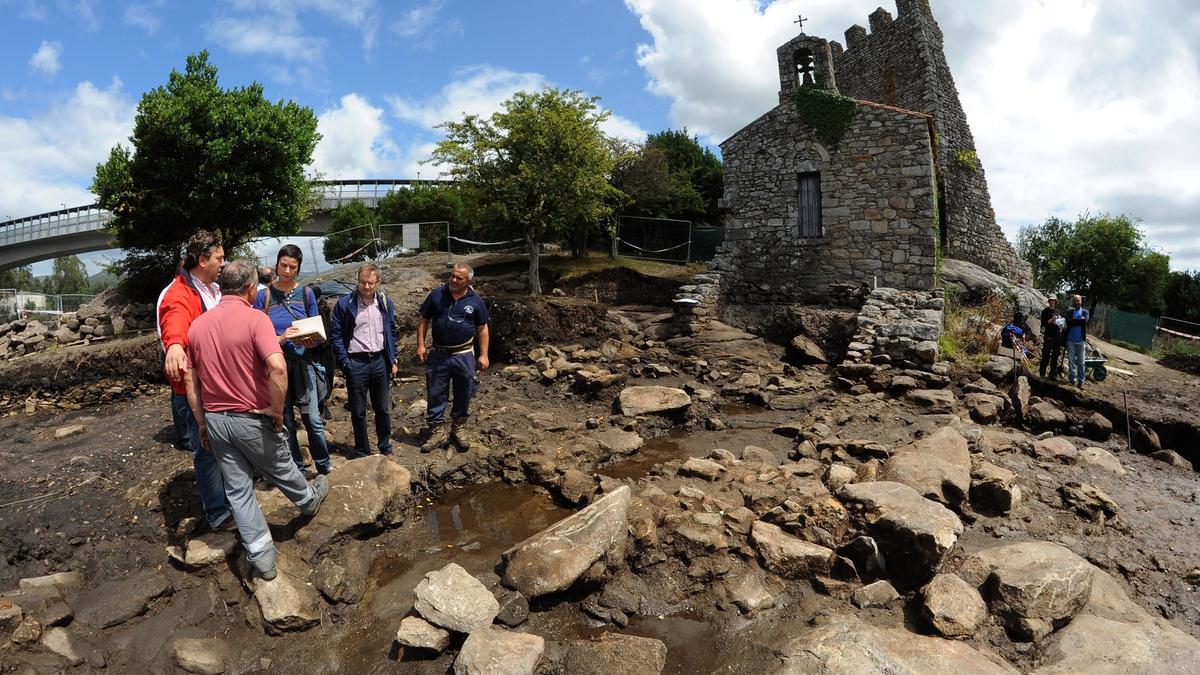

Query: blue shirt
<box><xmin>418</xmin><ymin>284</ymin><xmax>490</xmax><ymax>347</ymax></box>
<box><xmin>1066</xmin><ymin>307</ymin><xmax>1089</xmax><ymax>343</ymax></box>
<box><xmin>253</xmin><ymin>284</ymin><xmax>318</xmax><ymax>354</ymax></box>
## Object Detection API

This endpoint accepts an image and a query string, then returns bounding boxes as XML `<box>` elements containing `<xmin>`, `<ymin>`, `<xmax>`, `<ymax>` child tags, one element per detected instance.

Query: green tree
<box><xmin>323</xmin><ymin>200</ymin><xmax>379</xmax><ymax>263</ymax></box>
<box><xmin>91</xmin><ymin>51</ymin><xmax>320</xmax><ymax>298</ymax></box>
<box><xmin>430</xmin><ymin>88</ymin><xmax>619</xmax><ymax>293</ymax></box>
<box><xmin>47</xmin><ymin>255</ymin><xmax>91</xmax><ymax>295</ymax></box>
<box><xmin>1017</xmin><ymin>213</ymin><xmax>1167</xmax><ymax>313</ymax></box>
<box><xmin>377</xmin><ymin>183</ymin><xmax>466</xmax><ymax>252</ymax></box>
<box><xmin>644</xmin><ymin>129</ymin><xmax>724</xmax><ymax>224</ymax></box>
<box><xmin>0</xmin><ymin>265</ymin><xmax>37</xmax><ymax>291</ymax></box>
<box><xmin>1164</xmin><ymin>270</ymin><xmax>1200</xmax><ymax>324</ymax></box>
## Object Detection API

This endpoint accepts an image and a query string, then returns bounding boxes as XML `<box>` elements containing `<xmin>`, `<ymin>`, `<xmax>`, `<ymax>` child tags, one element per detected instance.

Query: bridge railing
<box><xmin>0</xmin><ymin>179</ymin><xmax>440</xmax><ymax>247</ymax></box>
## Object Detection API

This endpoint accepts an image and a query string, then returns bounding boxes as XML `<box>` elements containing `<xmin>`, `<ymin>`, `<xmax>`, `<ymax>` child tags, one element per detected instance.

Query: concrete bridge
<box><xmin>0</xmin><ymin>179</ymin><xmax>424</xmax><ymax>269</ymax></box>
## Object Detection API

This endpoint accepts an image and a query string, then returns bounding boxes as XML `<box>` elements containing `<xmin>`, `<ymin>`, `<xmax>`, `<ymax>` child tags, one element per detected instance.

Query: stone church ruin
<box><xmin>714</xmin><ymin>0</ymin><xmax>1032</xmax><ymax>306</ymax></box>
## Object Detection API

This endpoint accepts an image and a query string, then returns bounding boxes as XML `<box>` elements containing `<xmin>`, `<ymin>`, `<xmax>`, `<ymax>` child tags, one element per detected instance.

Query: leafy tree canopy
<box><xmin>91</xmin><ymin>51</ymin><xmax>320</xmax><ymax>298</ymax></box>
<box><xmin>0</xmin><ymin>265</ymin><xmax>37</xmax><ymax>292</ymax></box>
<box><xmin>644</xmin><ymin>129</ymin><xmax>724</xmax><ymax>224</ymax></box>
<box><xmin>1017</xmin><ymin>212</ymin><xmax>1170</xmax><ymax>314</ymax></box>
<box><xmin>47</xmin><ymin>255</ymin><xmax>91</xmax><ymax>295</ymax></box>
<box><xmin>430</xmin><ymin>88</ymin><xmax>619</xmax><ymax>293</ymax></box>
<box><xmin>1164</xmin><ymin>270</ymin><xmax>1200</xmax><ymax>324</ymax></box>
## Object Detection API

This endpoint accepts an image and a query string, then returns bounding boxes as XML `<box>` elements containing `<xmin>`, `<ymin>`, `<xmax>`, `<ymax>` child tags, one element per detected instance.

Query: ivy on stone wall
<box><xmin>953</xmin><ymin>149</ymin><xmax>980</xmax><ymax>171</ymax></box>
<box><xmin>793</xmin><ymin>86</ymin><xmax>858</xmax><ymax>146</ymax></box>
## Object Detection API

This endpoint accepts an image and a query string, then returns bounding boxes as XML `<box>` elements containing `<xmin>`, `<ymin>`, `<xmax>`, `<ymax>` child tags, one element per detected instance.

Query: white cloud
<box><xmin>601</xmin><ymin>113</ymin><xmax>648</xmax><ymax>143</ymax></box>
<box><xmin>123</xmin><ymin>2</ymin><xmax>162</xmax><ymax>34</ymax></box>
<box><xmin>391</xmin><ymin>0</ymin><xmax>462</xmax><ymax>50</ymax></box>
<box><xmin>311</xmin><ymin>93</ymin><xmax>404</xmax><ymax>178</ymax></box>
<box><xmin>62</xmin><ymin>0</ymin><xmax>100</xmax><ymax>30</ymax></box>
<box><xmin>205</xmin><ymin>15</ymin><xmax>326</xmax><ymax>63</ymax></box>
<box><xmin>387</xmin><ymin>66</ymin><xmax>549</xmax><ymax>128</ymax></box>
<box><xmin>0</xmin><ymin>78</ymin><xmax>136</xmax><ymax>219</ymax></box>
<box><xmin>28</xmin><ymin>40</ymin><xmax>63</xmax><ymax>76</ymax></box>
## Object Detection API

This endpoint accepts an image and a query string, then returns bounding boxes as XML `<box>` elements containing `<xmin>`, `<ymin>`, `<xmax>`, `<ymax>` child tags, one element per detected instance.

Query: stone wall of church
<box><xmin>712</xmin><ymin>102</ymin><xmax>938</xmax><ymax>305</ymax></box>
<box><xmin>832</xmin><ymin>0</ymin><xmax>1032</xmax><ymax>285</ymax></box>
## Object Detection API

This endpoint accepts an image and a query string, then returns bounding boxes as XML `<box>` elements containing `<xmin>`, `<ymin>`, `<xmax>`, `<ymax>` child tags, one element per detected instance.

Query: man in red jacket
<box><xmin>156</xmin><ymin>230</ymin><xmax>232</xmax><ymax>531</ymax></box>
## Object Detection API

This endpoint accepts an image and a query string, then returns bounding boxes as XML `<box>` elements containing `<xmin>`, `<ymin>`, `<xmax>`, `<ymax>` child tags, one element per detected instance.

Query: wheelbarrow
<box><xmin>1084</xmin><ymin>343</ymin><xmax>1108</xmax><ymax>381</ymax></box>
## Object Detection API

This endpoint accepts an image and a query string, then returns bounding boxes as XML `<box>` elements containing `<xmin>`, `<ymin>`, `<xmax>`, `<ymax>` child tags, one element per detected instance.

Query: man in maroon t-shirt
<box><xmin>185</xmin><ymin>260</ymin><xmax>329</xmax><ymax>580</ymax></box>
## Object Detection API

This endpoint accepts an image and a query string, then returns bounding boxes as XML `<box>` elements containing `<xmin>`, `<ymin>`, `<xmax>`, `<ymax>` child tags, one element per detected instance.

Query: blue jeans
<box><xmin>171</xmin><ymin>393</ymin><xmax>231</xmax><ymax>528</ymax></box>
<box><xmin>170</xmin><ymin>397</ymin><xmax>191</xmax><ymax>450</ymax></box>
<box><xmin>284</xmin><ymin>362</ymin><xmax>331</xmax><ymax>472</ymax></box>
<box><xmin>345</xmin><ymin>352</ymin><xmax>392</xmax><ymax>455</ymax></box>
<box><xmin>425</xmin><ymin>350</ymin><xmax>477</xmax><ymax>424</ymax></box>
<box><xmin>1067</xmin><ymin>340</ymin><xmax>1087</xmax><ymax>386</ymax></box>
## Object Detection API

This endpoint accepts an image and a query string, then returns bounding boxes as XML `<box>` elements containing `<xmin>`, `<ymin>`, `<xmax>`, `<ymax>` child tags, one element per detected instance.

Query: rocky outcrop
<box><xmin>751</xmin><ymin>521</ymin><xmax>834</xmax><ymax>578</ymax></box>
<box><xmin>617</xmin><ymin>386</ymin><xmax>692</xmax><ymax>416</ymax></box>
<box><xmin>838</xmin><ymin>482</ymin><xmax>963</xmax><ymax>585</ymax></box>
<box><xmin>73</xmin><ymin>569</ymin><xmax>172</xmax><ymax>629</ymax></box>
<box><xmin>880</xmin><ymin>427</ymin><xmax>971</xmax><ymax>508</ymax></box>
<box><xmin>940</xmin><ymin>258</ymin><xmax>1046</xmax><ymax>319</ymax></box>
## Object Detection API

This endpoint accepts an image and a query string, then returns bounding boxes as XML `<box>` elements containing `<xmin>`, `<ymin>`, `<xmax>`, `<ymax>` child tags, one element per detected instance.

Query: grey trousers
<box><xmin>205</xmin><ymin>411</ymin><xmax>317</xmax><ymax>570</ymax></box>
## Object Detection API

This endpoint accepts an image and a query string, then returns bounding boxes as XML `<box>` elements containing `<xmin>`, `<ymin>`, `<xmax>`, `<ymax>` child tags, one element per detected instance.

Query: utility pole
<box><xmin>309</xmin><ymin>239</ymin><xmax>321</xmax><ymax>274</ymax></box>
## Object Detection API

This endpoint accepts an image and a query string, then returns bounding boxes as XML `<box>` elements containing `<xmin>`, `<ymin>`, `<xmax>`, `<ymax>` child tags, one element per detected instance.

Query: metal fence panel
<box><xmin>1102</xmin><ymin>307</ymin><xmax>1157</xmax><ymax>349</ymax></box>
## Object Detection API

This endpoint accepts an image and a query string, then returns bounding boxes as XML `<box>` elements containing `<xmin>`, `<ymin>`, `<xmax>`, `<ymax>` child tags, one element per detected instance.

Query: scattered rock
<box><xmin>981</xmin><ymin>356</ymin><xmax>1015</xmax><ymax>383</ymax></box>
<box><xmin>881</xmin><ymin>427</ymin><xmax>971</xmax><ymax>508</ymax></box>
<box><xmin>503</xmin><ymin>486</ymin><xmax>631</xmax><ymax>598</ymax></box>
<box><xmin>680</xmin><ymin>457</ymin><xmax>725</xmax><ymax>481</ymax></box>
<box><xmin>965</xmin><ymin>393</ymin><xmax>1006</xmax><ymax>424</ymax></box>
<box><xmin>563</xmin><ymin>633</ymin><xmax>668</xmax><ymax>675</ymax></box>
<box><xmin>617</xmin><ymin>386</ymin><xmax>691</xmax><ymax>416</ymax></box>
<box><xmin>454</xmin><ymin>628</ymin><xmax>544</xmax><ymax>675</ymax></box>
<box><xmin>184</xmin><ymin>531</ymin><xmax>238</xmax><ymax>567</ymax></box>
<box><xmin>776</xmin><ymin>616</ymin><xmax>1018</xmax><ymax>674</ymax></box>
<box><xmin>1009</xmin><ymin>376</ymin><xmax>1030</xmax><ymax>421</ymax></box>
<box><xmin>253</xmin><ymin>573</ymin><xmax>322</xmax><ymax>634</ymax></box>
<box><xmin>395</xmin><ymin>616</ymin><xmax>451</xmax><ymax>652</ymax></box>
<box><xmin>742</xmin><ymin>445</ymin><xmax>781</xmax><ymax>465</ymax></box>
<box><xmin>41</xmin><ymin>627</ymin><xmax>103</xmax><ymax>668</ymax></box>
<box><xmin>74</xmin><ymin>569</ymin><xmax>172</xmax><ymax>628</ymax></box>
<box><xmin>1059</xmin><ymin>482</ymin><xmax>1119</xmax><ymax>522</ymax></box>
<box><xmin>825</xmin><ymin>464</ymin><xmax>856</xmax><ymax>492</ymax></box>
<box><xmin>493</xmin><ymin>587</ymin><xmax>529</xmax><ymax>627</ymax></box>
<box><xmin>1025</xmin><ymin>401</ymin><xmax>1067</xmax><ymax>432</ymax></box>
<box><xmin>1131</xmin><ymin>423</ymin><xmax>1161</xmax><ymax>454</ymax></box>
<box><xmin>970</xmin><ymin>461</ymin><xmax>1021</xmax><ymax>515</ymax></box>
<box><xmin>851</xmin><ymin>580</ymin><xmax>899</xmax><ymax>609</ymax></box>
<box><xmin>922</xmin><ymin>574</ymin><xmax>987</xmax><ymax>638</ymax></box>
<box><xmin>53</xmin><ymin>424</ymin><xmax>86</xmax><ymax>440</ymax></box>
<box><xmin>10</xmin><ymin>615</ymin><xmax>41</xmax><ymax>644</ymax></box>
<box><xmin>1031</xmin><ymin>437</ymin><xmax>1078</xmax><ymax>464</ymax></box>
<box><xmin>837</xmin><ymin>482</ymin><xmax>963</xmax><ymax>585</ymax></box>
<box><xmin>594</xmin><ymin>429</ymin><xmax>644</xmax><ymax>455</ymax></box>
<box><xmin>727</xmin><ymin>570</ymin><xmax>776</xmax><ymax>613</ymax></box>
<box><xmin>751</xmin><ymin>521</ymin><xmax>834</xmax><ymax>578</ymax></box>
<box><xmin>1081</xmin><ymin>413</ymin><xmax>1113</xmax><ymax>441</ymax></box>
<box><xmin>174</xmin><ymin>637</ymin><xmax>230</xmax><ymax>674</ymax></box>
<box><xmin>298</xmin><ymin>455</ymin><xmax>411</xmax><ymax>551</ymax></box>
<box><xmin>18</xmin><ymin>571</ymin><xmax>81</xmax><ymax>592</ymax></box>
<box><xmin>905</xmin><ymin>389</ymin><xmax>956</xmax><ymax>412</ymax></box>
<box><xmin>558</xmin><ymin>469</ymin><xmax>595</xmax><ymax>505</ymax></box>
<box><xmin>1150</xmin><ymin>449</ymin><xmax>1192</xmax><ymax>469</ymax></box>
<box><xmin>414</xmin><ymin>563</ymin><xmax>501</xmax><ymax>633</ymax></box>
<box><xmin>1078</xmin><ymin>447</ymin><xmax>1125</xmax><ymax>475</ymax></box>
<box><xmin>790</xmin><ymin>334</ymin><xmax>827</xmax><ymax>363</ymax></box>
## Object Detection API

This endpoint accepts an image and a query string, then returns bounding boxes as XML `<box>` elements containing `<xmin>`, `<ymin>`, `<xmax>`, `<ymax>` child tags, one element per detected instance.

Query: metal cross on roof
<box><xmin>794</xmin><ymin>14</ymin><xmax>807</xmax><ymax>32</ymax></box>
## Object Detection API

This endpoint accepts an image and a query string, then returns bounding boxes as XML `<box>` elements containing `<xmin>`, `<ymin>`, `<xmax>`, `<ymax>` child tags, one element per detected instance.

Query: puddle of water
<box><xmin>718</xmin><ymin>402</ymin><xmax>768</xmax><ymax>417</ymax></box>
<box><xmin>544</xmin><ymin>609</ymin><xmax>724</xmax><ymax>675</ymax></box>
<box><xmin>324</xmin><ymin>482</ymin><xmax>574</xmax><ymax>673</ymax></box>
<box><xmin>603</xmin><ymin>429</ymin><xmax>689</xmax><ymax>480</ymax></box>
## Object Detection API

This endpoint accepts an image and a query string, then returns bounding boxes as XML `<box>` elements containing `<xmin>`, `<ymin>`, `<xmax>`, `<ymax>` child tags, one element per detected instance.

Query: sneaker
<box><xmin>300</xmin><ymin>475</ymin><xmax>329</xmax><ymax>517</ymax></box>
<box><xmin>316</xmin><ymin>464</ymin><xmax>333</xmax><ymax>476</ymax></box>
<box><xmin>420</xmin><ymin>423</ymin><xmax>449</xmax><ymax>453</ymax></box>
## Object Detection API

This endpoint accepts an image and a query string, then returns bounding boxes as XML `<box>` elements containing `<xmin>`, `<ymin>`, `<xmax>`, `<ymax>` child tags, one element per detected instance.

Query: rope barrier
<box><xmin>617</xmin><ymin>238</ymin><xmax>689</xmax><ymax>254</ymax></box>
<box><xmin>329</xmin><ymin>238</ymin><xmax>386</xmax><ymax>263</ymax></box>
<box><xmin>448</xmin><ymin>236</ymin><xmax>525</xmax><ymax>247</ymax></box>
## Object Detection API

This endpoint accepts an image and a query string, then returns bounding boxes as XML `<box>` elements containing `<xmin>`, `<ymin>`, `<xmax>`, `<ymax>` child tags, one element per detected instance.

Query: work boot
<box><xmin>450</xmin><ymin>419</ymin><xmax>473</xmax><ymax>452</ymax></box>
<box><xmin>300</xmin><ymin>475</ymin><xmax>329</xmax><ymax>517</ymax></box>
<box><xmin>420</xmin><ymin>423</ymin><xmax>449</xmax><ymax>453</ymax></box>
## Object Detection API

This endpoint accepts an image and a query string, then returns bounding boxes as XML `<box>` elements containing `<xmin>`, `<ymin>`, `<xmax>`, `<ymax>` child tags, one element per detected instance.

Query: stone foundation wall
<box><xmin>839</xmin><ymin>287</ymin><xmax>944</xmax><ymax>376</ymax></box>
<box><xmin>713</xmin><ymin>103</ymin><xmax>937</xmax><ymax>305</ymax></box>
<box><xmin>0</xmin><ymin>290</ymin><xmax>155</xmax><ymax>361</ymax></box>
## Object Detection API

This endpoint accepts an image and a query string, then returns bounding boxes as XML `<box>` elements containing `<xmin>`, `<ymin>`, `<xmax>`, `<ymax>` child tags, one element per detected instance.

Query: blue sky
<box><xmin>2</xmin><ymin>0</ymin><xmax>1198</xmax><ymax>276</ymax></box>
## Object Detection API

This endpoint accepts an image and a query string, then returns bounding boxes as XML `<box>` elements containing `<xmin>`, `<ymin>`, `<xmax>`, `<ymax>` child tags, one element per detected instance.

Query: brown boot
<box><xmin>420</xmin><ymin>423</ymin><xmax>449</xmax><ymax>453</ymax></box>
<box><xmin>450</xmin><ymin>419</ymin><xmax>473</xmax><ymax>452</ymax></box>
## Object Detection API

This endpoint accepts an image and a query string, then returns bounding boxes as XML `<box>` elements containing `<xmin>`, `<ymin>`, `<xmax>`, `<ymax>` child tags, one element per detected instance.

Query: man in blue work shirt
<box><xmin>416</xmin><ymin>262</ymin><xmax>491</xmax><ymax>452</ymax></box>
<box><xmin>1064</xmin><ymin>294</ymin><xmax>1090</xmax><ymax>388</ymax></box>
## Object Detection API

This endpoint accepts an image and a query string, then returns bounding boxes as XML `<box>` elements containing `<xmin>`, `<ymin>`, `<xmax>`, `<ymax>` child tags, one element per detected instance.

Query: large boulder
<box><xmin>413</xmin><ymin>563</ymin><xmax>500</xmax><ymax>633</ymax></box>
<box><xmin>837</xmin><ymin>482</ymin><xmax>963</xmax><ymax>585</ymax></box>
<box><xmin>751</xmin><ymin>521</ymin><xmax>834</xmax><ymax>578</ymax></box>
<box><xmin>395</xmin><ymin>616</ymin><xmax>451</xmax><ymax>652</ymax></box>
<box><xmin>454</xmin><ymin>628</ymin><xmax>544</xmax><ymax>675</ymax></box>
<box><xmin>1026</xmin><ymin>401</ymin><xmax>1067</xmax><ymax>432</ymax></box>
<box><xmin>617</xmin><ymin>386</ymin><xmax>691</xmax><ymax>416</ymax></box>
<box><xmin>253</xmin><ymin>573</ymin><xmax>321</xmax><ymax>634</ymax></box>
<box><xmin>790</xmin><ymin>333</ymin><xmax>827</xmax><ymax>364</ymax></box>
<box><xmin>173</xmin><ymin>637</ymin><xmax>230</xmax><ymax>675</ymax></box>
<box><xmin>503</xmin><ymin>486</ymin><xmax>631</xmax><ymax>598</ymax></box>
<box><xmin>881</xmin><ymin>427</ymin><xmax>971</xmax><ymax>508</ymax></box>
<box><xmin>970</xmin><ymin>461</ymin><xmax>1021</xmax><ymax>515</ymax></box>
<box><xmin>774</xmin><ymin>616</ymin><xmax>1018</xmax><ymax>674</ymax></box>
<box><xmin>562</xmin><ymin>633</ymin><xmax>668</xmax><ymax>674</ymax></box>
<box><xmin>922</xmin><ymin>574</ymin><xmax>987</xmax><ymax>638</ymax></box>
<box><xmin>960</xmin><ymin>541</ymin><xmax>1094</xmax><ymax>640</ymax></box>
<box><xmin>296</xmin><ymin>455</ymin><xmax>411</xmax><ymax>551</ymax></box>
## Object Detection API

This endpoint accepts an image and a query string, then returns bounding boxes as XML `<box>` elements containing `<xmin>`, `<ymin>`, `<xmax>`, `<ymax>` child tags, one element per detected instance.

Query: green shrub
<box><xmin>793</xmin><ymin>86</ymin><xmax>858</xmax><ymax>146</ymax></box>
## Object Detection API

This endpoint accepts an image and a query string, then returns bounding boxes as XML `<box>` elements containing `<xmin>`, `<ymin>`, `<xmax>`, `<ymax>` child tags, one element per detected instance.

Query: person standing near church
<box><xmin>330</xmin><ymin>263</ymin><xmax>398</xmax><ymax>457</ymax></box>
<box><xmin>416</xmin><ymin>262</ymin><xmax>490</xmax><ymax>453</ymax></box>
<box><xmin>1065</xmin><ymin>294</ymin><xmax>1091</xmax><ymax>388</ymax></box>
<box><xmin>157</xmin><ymin>230</ymin><xmax>232</xmax><ymax>532</ymax></box>
<box><xmin>254</xmin><ymin>244</ymin><xmax>331</xmax><ymax>476</ymax></box>
<box><xmin>1038</xmin><ymin>296</ymin><xmax>1063</xmax><ymax>379</ymax></box>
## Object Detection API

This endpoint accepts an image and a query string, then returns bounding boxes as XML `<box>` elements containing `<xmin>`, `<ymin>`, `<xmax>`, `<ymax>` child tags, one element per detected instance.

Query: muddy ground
<box><xmin>2</xmin><ymin>253</ymin><xmax>1200</xmax><ymax>673</ymax></box>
